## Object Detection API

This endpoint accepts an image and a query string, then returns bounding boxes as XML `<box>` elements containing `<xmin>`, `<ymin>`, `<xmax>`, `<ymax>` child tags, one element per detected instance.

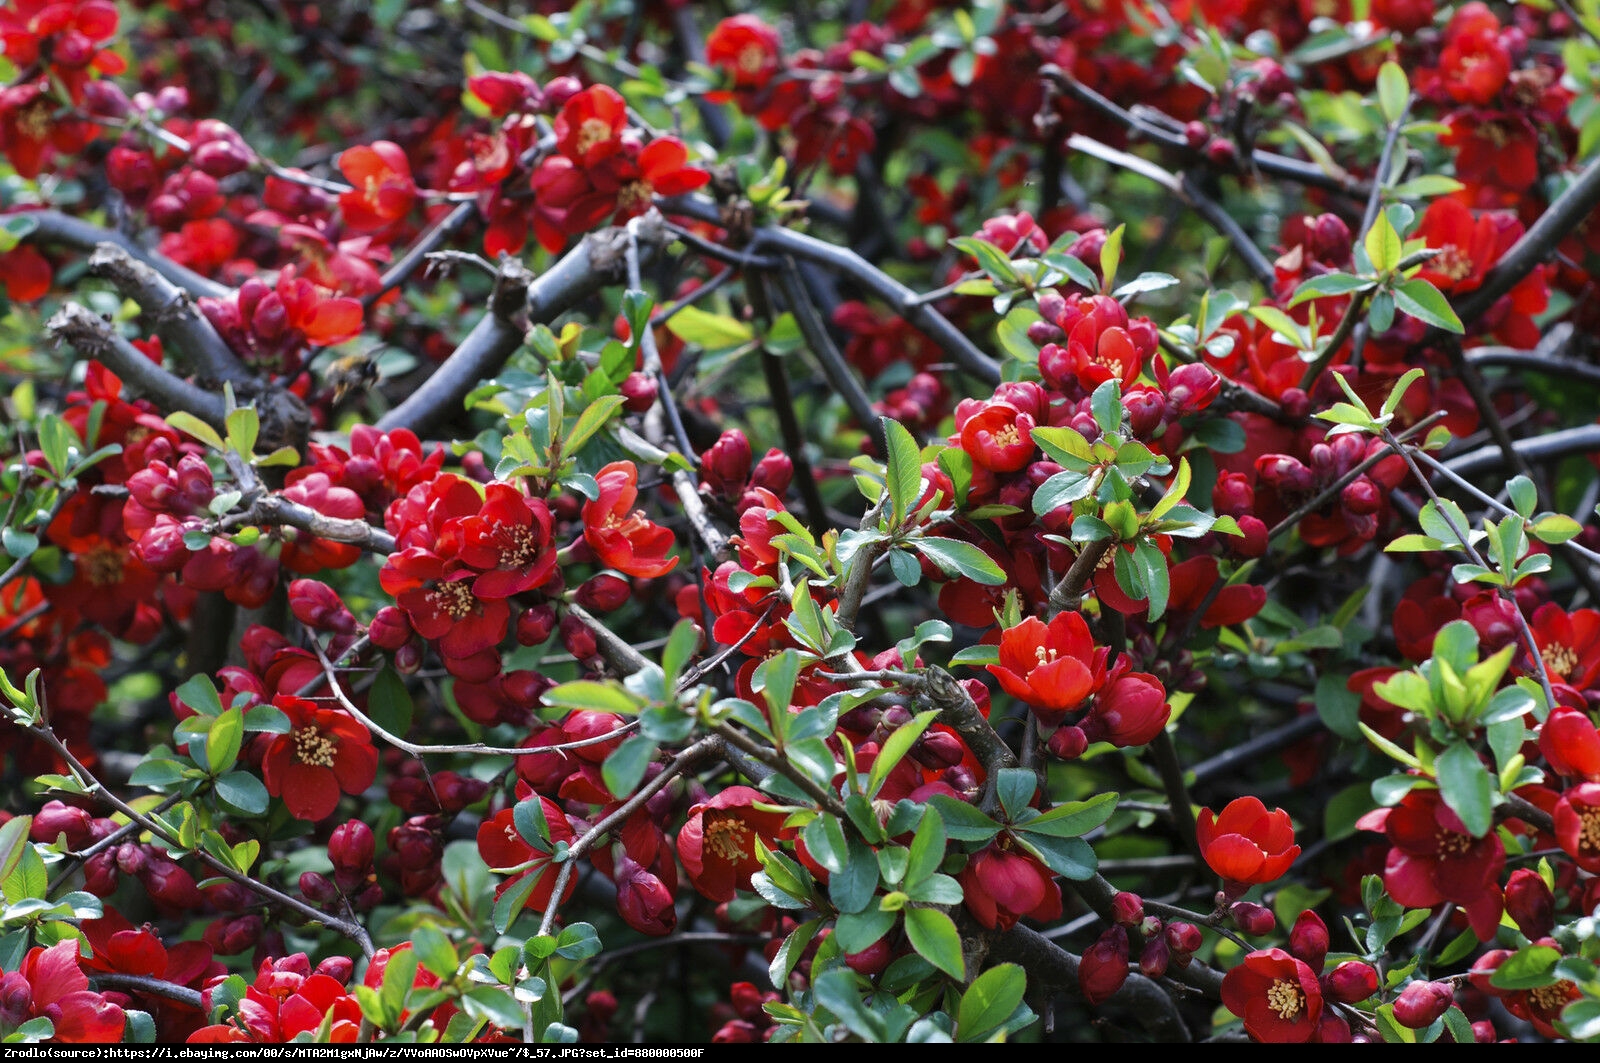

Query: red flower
<box><xmin>1356</xmin><ymin>788</ymin><xmax>1505</xmax><ymax>939</ymax></box>
<box><xmin>380</xmin><ymin>548</ymin><xmax>511</xmax><ymax>661</ymax></box>
<box><xmin>1555</xmin><ymin>782</ymin><xmax>1600</xmax><ymax>873</ymax></box>
<box><xmin>957</xmin><ymin>841</ymin><xmax>1062</xmax><ymax>931</ymax></box>
<box><xmin>457</xmin><ymin>482</ymin><xmax>558</xmax><ymax>598</ymax></box>
<box><xmin>190</xmin><ymin>956</ymin><xmax>360</xmax><ymax>1043</ymax></box>
<box><xmin>337</xmin><ymin>141</ymin><xmax>417</xmax><ymax>232</ymax></box>
<box><xmin>477</xmin><ymin>795</ymin><xmax>578</xmax><ymax>912</ymax></box>
<box><xmin>1221</xmin><ymin>948</ymin><xmax>1324</xmax><ymax>1043</ymax></box>
<box><xmin>1541</xmin><ymin>706</ymin><xmax>1600</xmax><ymax>780</ymax></box>
<box><xmin>987</xmin><ymin>612</ymin><xmax>1103</xmax><ymax>722</ymax></box>
<box><xmin>957</xmin><ymin>401</ymin><xmax>1035</xmax><ymax>473</ymax></box>
<box><xmin>260</xmin><ymin>696</ymin><xmax>378</xmax><ymax>822</ymax></box>
<box><xmin>554</xmin><ymin>85</ymin><xmax>629</xmax><ymax>167</ymax></box>
<box><xmin>1530</xmin><ymin>603</ymin><xmax>1600</xmax><ymax>693</ymax></box>
<box><xmin>1196</xmin><ymin>796</ymin><xmax>1299</xmax><ymax>891</ymax></box>
<box><xmin>706</xmin><ymin>15</ymin><xmax>783</xmax><ymax>90</ymax></box>
<box><xmin>14</xmin><ymin>940</ymin><xmax>126</xmax><ymax>1043</ymax></box>
<box><xmin>1080</xmin><ymin>666</ymin><xmax>1170</xmax><ymax>748</ymax></box>
<box><xmin>676</xmin><ymin>785</ymin><xmax>790</xmax><ymax>901</ymax></box>
<box><xmin>582</xmin><ymin>461</ymin><xmax>679</xmax><ymax>579</ymax></box>
<box><xmin>0</xmin><ymin>243</ymin><xmax>50</xmax><ymax>301</ymax></box>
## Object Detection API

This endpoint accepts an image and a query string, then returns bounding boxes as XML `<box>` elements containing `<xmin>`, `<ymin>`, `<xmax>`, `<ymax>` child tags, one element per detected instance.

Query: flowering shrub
<box><xmin>4</xmin><ymin>0</ymin><xmax>1600</xmax><ymax>1047</ymax></box>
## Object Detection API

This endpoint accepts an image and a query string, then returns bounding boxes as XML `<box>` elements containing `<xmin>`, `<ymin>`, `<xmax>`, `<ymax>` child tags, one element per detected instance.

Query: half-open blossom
<box><xmin>957</xmin><ymin>840</ymin><xmax>1062</xmax><ymax>931</ymax></box>
<box><xmin>582</xmin><ymin>461</ymin><xmax>679</xmax><ymax>579</ymax></box>
<box><xmin>260</xmin><ymin>696</ymin><xmax>378</xmax><ymax>822</ymax></box>
<box><xmin>706</xmin><ymin>15</ymin><xmax>782</xmax><ymax>90</ymax></box>
<box><xmin>1541</xmin><ymin>706</ymin><xmax>1600</xmax><ymax>780</ymax></box>
<box><xmin>958</xmin><ymin>401</ymin><xmax>1035</xmax><ymax>473</ymax></box>
<box><xmin>1196</xmin><ymin>796</ymin><xmax>1299</xmax><ymax>893</ymax></box>
<box><xmin>13</xmin><ymin>940</ymin><xmax>126</xmax><ymax>1043</ymax></box>
<box><xmin>337</xmin><ymin>141</ymin><xmax>417</xmax><ymax>231</ymax></box>
<box><xmin>1357</xmin><ymin>789</ymin><xmax>1505</xmax><ymax>939</ymax></box>
<box><xmin>987</xmin><ymin>612</ymin><xmax>1103</xmax><ymax>723</ymax></box>
<box><xmin>1221</xmin><ymin>948</ymin><xmax>1323</xmax><ymax>1043</ymax></box>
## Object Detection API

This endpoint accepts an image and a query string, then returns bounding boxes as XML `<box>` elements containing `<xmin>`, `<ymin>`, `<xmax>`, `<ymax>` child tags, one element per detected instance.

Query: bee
<box><xmin>322</xmin><ymin>348</ymin><xmax>383</xmax><ymax>406</ymax></box>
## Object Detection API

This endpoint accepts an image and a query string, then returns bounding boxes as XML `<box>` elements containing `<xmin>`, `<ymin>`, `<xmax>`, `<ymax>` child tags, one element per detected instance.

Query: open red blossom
<box><xmin>1555</xmin><ymin>782</ymin><xmax>1600</xmax><ymax>873</ymax></box>
<box><xmin>1197</xmin><ymin>796</ymin><xmax>1300</xmax><ymax>892</ymax></box>
<box><xmin>1529</xmin><ymin>603</ymin><xmax>1600</xmax><ymax>693</ymax></box>
<box><xmin>1221</xmin><ymin>948</ymin><xmax>1323</xmax><ymax>1043</ymax></box>
<box><xmin>191</xmin><ymin>957</ymin><xmax>360</xmax><ymax>1043</ymax></box>
<box><xmin>554</xmin><ymin>84</ymin><xmax>629</xmax><ymax>167</ymax></box>
<box><xmin>478</xmin><ymin>795</ymin><xmax>578</xmax><ymax>913</ymax></box>
<box><xmin>957</xmin><ymin>401</ymin><xmax>1035</xmax><ymax>473</ymax></box>
<box><xmin>458</xmin><ymin>482</ymin><xmax>558</xmax><ymax>598</ymax></box>
<box><xmin>260</xmin><ymin>696</ymin><xmax>378</xmax><ymax>822</ymax></box>
<box><xmin>337</xmin><ymin>141</ymin><xmax>417</xmax><ymax>231</ymax></box>
<box><xmin>0</xmin><ymin>244</ymin><xmax>51</xmax><ymax>301</ymax></box>
<box><xmin>380</xmin><ymin>548</ymin><xmax>511</xmax><ymax>660</ymax></box>
<box><xmin>987</xmin><ymin>612</ymin><xmax>1104</xmax><ymax>723</ymax></box>
<box><xmin>1357</xmin><ymin>788</ymin><xmax>1505</xmax><ymax>939</ymax></box>
<box><xmin>14</xmin><ymin>940</ymin><xmax>126</xmax><ymax>1043</ymax></box>
<box><xmin>676</xmin><ymin>785</ymin><xmax>790</xmax><ymax>902</ymax></box>
<box><xmin>583</xmin><ymin>461</ymin><xmax>679</xmax><ymax>579</ymax></box>
<box><xmin>706</xmin><ymin>15</ymin><xmax>783</xmax><ymax>90</ymax></box>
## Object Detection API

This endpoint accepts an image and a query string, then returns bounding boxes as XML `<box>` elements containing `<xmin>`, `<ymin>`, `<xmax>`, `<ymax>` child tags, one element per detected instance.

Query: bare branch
<box><xmin>46</xmin><ymin>304</ymin><xmax>227</xmax><ymax>426</ymax></box>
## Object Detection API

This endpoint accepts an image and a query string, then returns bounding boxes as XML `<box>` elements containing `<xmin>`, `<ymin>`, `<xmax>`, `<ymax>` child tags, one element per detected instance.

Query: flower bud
<box><xmin>619</xmin><ymin>372</ymin><xmax>657</xmax><ymax>413</ymax></box>
<box><xmin>1341</xmin><ymin>476</ymin><xmax>1382</xmax><ymax>516</ymax></box>
<box><xmin>1079</xmin><ymin>925</ymin><xmax>1130</xmax><ymax>1005</ymax></box>
<box><xmin>31</xmin><ymin>801</ymin><xmax>95</xmax><ymax>848</ymax></box>
<box><xmin>1315</xmin><ymin>1011</ymin><xmax>1352</xmax><ymax>1043</ymax></box>
<box><xmin>1046</xmin><ymin>725</ymin><xmax>1088</xmax><ymax>759</ymax></box>
<box><xmin>299</xmin><ymin>871</ymin><xmax>339</xmax><ymax>905</ymax></box>
<box><xmin>329</xmin><ymin>821</ymin><xmax>375</xmax><ymax>879</ymax></box>
<box><xmin>1504</xmin><ymin>868</ymin><xmax>1555</xmax><ymax>940</ymax></box>
<box><xmin>1289</xmin><ymin>909</ymin><xmax>1329</xmax><ymax>973</ymax></box>
<box><xmin>1138</xmin><ymin>935</ymin><xmax>1169</xmax><ymax>979</ymax></box>
<box><xmin>193</xmin><ymin>138</ymin><xmax>255</xmax><ymax>178</ymax></box>
<box><xmin>1111</xmin><ymin>891</ymin><xmax>1145</xmax><ymax>928</ymax></box>
<box><xmin>750</xmin><ymin>448</ymin><xmax>793</xmax><ymax>497</ymax></box>
<box><xmin>1323</xmin><ymin>960</ymin><xmax>1379</xmax><ymax>1004</ymax></box>
<box><xmin>393</xmin><ymin>637</ymin><xmax>425</xmax><ymax>675</ymax></box>
<box><xmin>576</xmin><ymin>573</ymin><xmax>631</xmax><ymax>612</ymax></box>
<box><xmin>1164</xmin><ymin>921</ymin><xmax>1202</xmax><ymax>966</ymax></box>
<box><xmin>0</xmin><ymin>970</ymin><xmax>32</xmax><ymax>1027</ymax></box>
<box><xmin>614</xmin><ymin>855</ymin><xmax>676</xmax><ymax>936</ymax></box>
<box><xmin>1392</xmin><ymin>980</ymin><xmax>1454</xmax><ymax>1029</ymax></box>
<box><xmin>1229</xmin><ymin>901</ymin><xmax>1276</xmax><ymax>936</ymax></box>
<box><xmin>700</xmin><ymin>430</ymin><xmax>753</xmax><ymax>498</ymax></box>
<box><xmin>845</xmin><ymin>938</ymin><xmax>893</xmax><ymax>978</ymax></box>
<box><xmin>315</xmin><ymin>956</ymin><xmax>355</xmax><ymax>984</ymax></box>
<box><xmin>288</xmin><ymin>579</ymin><xmax>356</xmax><ymax>633</ymax></box>
<box><xmin>910</xmin><ymin>729</ymin><xmax>966</xmax><ymax>769</ymax></box>
<box><xmin>560</xmin><ymin>612</ymin><xmax>599</xmax><ymax>660</ymax></box>
<box><xmin>367</xmin><ymin>605</ymin><xmax>413</xmax><ymax>650</ymax></box>
<box><xmin>518</xmin><ymin>603</ymin><xmax>558</xmax><ymax>646</ymax></box>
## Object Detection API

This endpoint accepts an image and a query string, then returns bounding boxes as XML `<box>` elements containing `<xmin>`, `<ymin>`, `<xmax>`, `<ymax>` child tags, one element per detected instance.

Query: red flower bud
<box><xmin>1047</xmin><ymin>725</ymin><xmax>1088</xmax><ymax>759</ymax></box>
<box><xmin>300</xmin><ymin>870</ymin><xmax>339</xmax><ymax>905</ymax></box>
<box><xmin>1139</xmin><ymin>936</ymin><xmax>1169</xmax><ymax>979</ymax></box>
<box><xmin>1289</xmin><ymin>910</ymin><xmax>1329</xmax><ymax>973</ymax></box>
<box><xmin>619</xmin><ymin>372</ymin><xmax>657</xmax><ymax>413</ymax></box>
<box><xmin>316</xmin><ymin>956</ymin><xmax>355</xmax><ymax>984</ymax></box>
<box><xmin>288</xmin><ymin>579</ymin><xmax>357</xmax><ymax>633</ymax></box>
<box><xmin>1079</xmin><ymin>925</ymin><xmax>1130</xmax><ymax>1005</ymax></box>
<box><xmin>845</xmin><ymin>938</ymin><xmax>894</xmax><ymax>978</ymax></box>
<box><xmin>1315</xmin><ymin>1011</ymin><xmax>1353</xmax><ymax>1043</ymax></box>
<box><xmin>329</xmin><ymin>821</ymin><xmax>375</xmax><ymax>879</ymax></box>
<box><xmin>1504</xmin><ymin>868</ymin><xmax>1555</xmax><ymax>940</ymax></box>
<box><xmin>614</xmin><ymin>855</ymin><xmax>677</xmax><ymax>936</ymax></box>
<box><xmin>1323</xmin><ymin>960</ymin><xmax>1379</xmax><ymax>1004</ymax></box>
<box><xmin>1112</xmin><ymin>891</ymin><xmax>1145</xmax><ymax>928</ymax></box>
<box><xmin>577</xmin><ymin>573</ymin><xmax>632</xmax><ymax>612</ymax></box>
<box><xmin>1229</xmin><ymin>901</ymin><xmax>1276</xmax><ymax>936</ymax></box>
<box><xmin>1341</xmin><ymin>477</ymin><xmax>1382</xmax><ymax>516</ymax></box>
<box><xmin>517</xmin><ymin>603</ymin><xmax>559</xmax><ymax>646</ymax></box>
<box><xmin>560</xmin><ymin>612</ymin><xmax>599</xmax><ymax>660</ymax></box>
<box><xmin>701</xmin><ymin>429</ymin><xmax>754</xmax><ymax>497</ymax></box>
<box><xmin>368</xmin><ymin>605</ymin><xmax>413</xmax><ymax>650</ymax></box>
<box><xmin>750</xmin><ymin>448</ymin><xmax>793</xmax><ymax>497</ymax></box>
<box><xmin>1165</xmin><ymin>921</ymin><xmax>1202</xmax><ymax>966</ymax></box>
<box><xmin>393</xmin><ymin>638</ymin><xmax>425</xmax><ymax>675</ymax></box>
<box><xmin>31</xmin><ymin>801</ymin><xmax>95</xmax><ymax>848</ymax></box>
<box><xmin>0</xmin><ymin>972</ymin><xmax>32</xmax><ymax>1027</ymax></box>
<box><xmin>1392</xmin><ymin>980</ymin><xmax>1454</xmax><ymax>1029</ymax></box>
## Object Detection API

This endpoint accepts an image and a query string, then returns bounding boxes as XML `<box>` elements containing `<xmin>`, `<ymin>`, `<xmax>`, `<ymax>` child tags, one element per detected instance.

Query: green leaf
<box><xmin>225</xmin><ymin>406</ymin><xmax>259</xmax><ymax>458</ymax></box>
<box><xmin>564</xmin><ymin>395</ymin><xmax>625</xmax><ymax>456</ymax></box>
<box><xmin>1016</xmin><ymin>791</ymin><xmax>1118</xmax><ymax>838</ymax></box>
<box><xmin>1532</xmin><ymin>514</ymin><xmax>1583</xmax><ymax>545</ymax></box>
<box><xmin>175</xmin><ymin>674</ymin><xmax>225</xmax><ymax>717</ymax></box>
<box><xmin>601</xmin><ymin>736</ymin><xmax>656</xmax><ymax>798</ymax></box>
<box><xmin>1099</xmin><ymin>224</ymin><xmax>1124</xmax><ymax>292</ymax></box>
<box><xmin>927</xmin><ymin>795</ymin><xmax>1002</xmax><ymax>842</ymax></box>
<box><xmin>769</xmin><ymin>918</ymin><xmax>823</xmax><ymax>986</ymax></box>
<box><xmin>957</xmin><ymin>963</ymin><xmax>1029</xmax><ymax>1043</ymax></box>
<box><xmin>1376</xmin><ymin>61</ymin><xmax>1409</xmax><ymax>124</ymax></box>
<box><xmin>904</xmin><ymin>907</ymin><xmax>964</xmax><ymax>980</ymax></box>
<box><xmin>0</xmin><ymin>817</ymin><xmax>32</xmax><ymax>886</ymax></box>
<box><xmin>1365</xmin><ymin>210</ymin><xmax>1403</xmax><ymax>274</ymax></box>
<box><xmin>411</xmin><ymin>925</ymin><xmax>459</xmax><ymax>980</ymax></box>
<box><xmin>1091</xmin><ymin>379</ymin><xmax>1122</xmax><ymax>435</ymax></box>
<box><xmin>1489</xmin><ymin>944</ymin><xmax>1561</xmax><ymax>990</ymax></box>
<box><xmin>514</xmin><ymin>796</ymin><xmax>552</xmax><ymax>851</ymax></box>
<box><xmin>949</xmin><ymin>237</ymin><xmax>1021</xmax><ymax>286</ymax></box>
<box><xmin>1032</xmin><ymin>470</ymin><xmax>1094</xmax><ymax>514</ymax></box>
<box><xmin>833</xmin><ymin>909</ymin><xmax>896</xmax><ymax>956</ymax></box>
<box><xmin>164</xmin><ymin>412</ymin><xmax>226</xmax><ymax>452</ymax></box>
<box><xmin>664</xmin><ymin>305</ymin><xmax>753</xmax><ymax>349</ymax></box>
<box><xmin>813</xmin><ymin>968</ymin><xmax>887</xmax><ymax>1042</ymax></box>
<box><xmin>1436</xmin><ymin>741</ymin><xmax>1495</xmax><ymax>838</ymax></box>
<box><xmin>1381</xmin><ymin>368</ymin><xmax>1426</xmax><ymax>418</ymax></box>
<box><xmin>913</xmin><ymin>537</ymin><xmax>1006</xmax><ymax>585</ymax></box>
<box><xmin>829</xmin><ymin>835</ymin><xmax>880</xmax><ymax>915</ymax></box>
<box><xmin>867</xmin><ymin>710</ymin><xmax>938</xmax><ymax>799</ymax></box>
<box><xmin>882</xmin><ymin>417</ymin><xmax>923</xmax><ymax>528</ymax></box>
<box><xmin>541</xmin><ymin>680</ymin><xmax>641</xmax><ymax>715</ymax></box>
<box><xmin>1288</xmin><ymin>273</ymin><xmax>1376</xmax><ymax>307</ymax></box>
<box><xmin>366</xmin><ymin>666</ymin><xmax>412</xmax><ymax>738</ymax></box>
<box><xmin>205</xmin><ymin>707</ymin><xmax>243</xmax><ymax>777</ymax></box>
<box><xmin>1393</xmin><ymin>279</ymin><xmax>1463</xmax><ymax>333</ymax></box>
<box><xmin>214</xmin><ymin>771</ymin><xmax>269</xmax><ymax>816</ymax></box>
<box><xmin>904</xmin><ymin>809</ymin><xmax>947</xmax><ymax>886</ymax></box>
